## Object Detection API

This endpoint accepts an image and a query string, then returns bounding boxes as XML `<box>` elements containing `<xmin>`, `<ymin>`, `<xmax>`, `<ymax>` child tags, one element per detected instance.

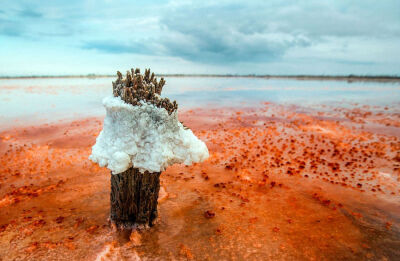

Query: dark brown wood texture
<box><xmin>110</xmin><ymin>168</ymin><xmax>161</xmax><ymax>228</ymax></box>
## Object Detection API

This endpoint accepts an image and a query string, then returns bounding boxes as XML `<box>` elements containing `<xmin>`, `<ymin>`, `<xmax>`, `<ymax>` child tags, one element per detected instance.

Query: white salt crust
<box><xmin>89</xmin><ymin>96</ymin><xmax>209</xmax><ymax>174</ymax></box>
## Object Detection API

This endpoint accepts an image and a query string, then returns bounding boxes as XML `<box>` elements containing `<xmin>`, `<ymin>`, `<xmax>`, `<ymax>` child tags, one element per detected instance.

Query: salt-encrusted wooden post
<box><xmin>89</xmin><ymin>68</ymin><xmax>208</xmax><ymax>229</ymax></box>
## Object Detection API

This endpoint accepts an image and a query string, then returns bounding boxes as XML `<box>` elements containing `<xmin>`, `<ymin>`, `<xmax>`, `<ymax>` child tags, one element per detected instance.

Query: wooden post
<box><xmin>110</xmin><ymin>168</ymin><xmax>161</xmax><ymax>228</ymax></box>
<box><xmin>109</xmin><ymin>68</ymin><xmax>176</xmax><ymax>228</ymax></box>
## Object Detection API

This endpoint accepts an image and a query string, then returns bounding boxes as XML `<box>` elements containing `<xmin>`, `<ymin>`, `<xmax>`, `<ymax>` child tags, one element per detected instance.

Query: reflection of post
<box><xmin>89</xmin><ymin>68</ymin><xmax>209</xmax><ymax>229</ymax></box>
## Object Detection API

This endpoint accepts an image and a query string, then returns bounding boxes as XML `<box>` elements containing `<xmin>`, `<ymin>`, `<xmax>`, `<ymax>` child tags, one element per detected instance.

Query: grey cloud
<box><xmin>152</xmin><ymin>1</ymin><xmax>399</xmax><ymax>63</ymax></box>
<box><xmin>18</xmin><ymin>8</ymin><xmax>43</xmax><ymax>18</ymax></box>
<box><xmin>0</xmin><ymin>4</ymin><xmax>76</xmax><ymax>38</ymax></box>
<box><xmin>3</xmin><ymin>0</ymin><xmax>398</xmax><ymax>66</ymax></box>
<box><xmin>82</xmin><ymin>40</ymin><xmax>155</xmax><ymax>55</ymax></box>
<box><xmin>77</xmin><ymin>1</ymin><xmax>400</xmax><ymax>64</ymax></box>
<box><xmin>153</xmin><ymin>3</ymin><xmax>311</xmax><ymax>63</ymax></box>
<box><xmin>0</xmin><ymin>18</ymin><xmax>24</xmax><ymax>37</ymax></box>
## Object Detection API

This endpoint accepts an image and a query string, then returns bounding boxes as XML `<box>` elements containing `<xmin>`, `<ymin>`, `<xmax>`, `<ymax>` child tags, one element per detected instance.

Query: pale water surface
<box><xmin>0</xmin><ymin>77</ymin><xmax>399</xmax><ymax>130</ymax></box>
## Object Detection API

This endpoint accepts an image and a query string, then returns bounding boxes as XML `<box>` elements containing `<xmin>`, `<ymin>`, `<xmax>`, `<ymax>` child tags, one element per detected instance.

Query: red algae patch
<box><xmin>1</xmin><ymin>103</ymin><xmax>400</xmax><ymax>260</ymax></box>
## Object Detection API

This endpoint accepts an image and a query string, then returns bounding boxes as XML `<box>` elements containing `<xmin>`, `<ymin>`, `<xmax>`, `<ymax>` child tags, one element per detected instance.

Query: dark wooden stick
<box><xmin>110</xmin><ymin>168</ymin><xmax>161</xmax><ymax>228</ymax></box>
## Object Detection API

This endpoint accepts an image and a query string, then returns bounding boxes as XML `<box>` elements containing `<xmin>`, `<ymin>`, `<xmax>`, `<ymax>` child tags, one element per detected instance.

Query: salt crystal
<box><xmin>89</xmin><ymin>96</ymin><xmax>209</xmax><ymax>174</ymax></box>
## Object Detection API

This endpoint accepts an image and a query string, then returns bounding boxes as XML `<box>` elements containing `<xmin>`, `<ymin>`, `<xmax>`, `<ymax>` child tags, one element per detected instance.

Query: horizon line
<box><xmin>1</xmin><ymin>74</ymin><xmax>399</xmax><ymax>83</ymax></box>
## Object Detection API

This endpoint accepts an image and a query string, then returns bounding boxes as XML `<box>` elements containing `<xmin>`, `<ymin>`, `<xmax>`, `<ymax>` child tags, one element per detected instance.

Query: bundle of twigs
<box><xmin>112</xmin><ymin>68</ymin><xmax>177</xmax><ymax>114</ymax></box>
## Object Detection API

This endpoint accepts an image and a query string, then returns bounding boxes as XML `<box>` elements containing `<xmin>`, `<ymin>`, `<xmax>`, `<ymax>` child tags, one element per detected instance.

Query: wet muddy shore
<box><xmin>0</xmin><ymin>100</ymin><xmax>399</xmax><ymax>260</ymax></box>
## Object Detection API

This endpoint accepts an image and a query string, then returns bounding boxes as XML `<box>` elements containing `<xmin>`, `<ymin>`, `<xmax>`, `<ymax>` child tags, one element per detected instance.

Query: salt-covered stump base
<box><xmin>89</xmin><ymin>68</ymin><xmax>209</xmax><ymax>230</ymax></box>
<box><xmin>110</xmin><ymin>168</ymin><xmax>161</xmax><ymax>228</ymax></box>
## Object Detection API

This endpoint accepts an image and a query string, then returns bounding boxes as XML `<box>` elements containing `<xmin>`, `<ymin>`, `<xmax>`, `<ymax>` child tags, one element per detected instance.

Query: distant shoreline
<box><xmin>1</xmin><ymin>74</ymin><xmax>399</xmax><ymax>83</ymax></box>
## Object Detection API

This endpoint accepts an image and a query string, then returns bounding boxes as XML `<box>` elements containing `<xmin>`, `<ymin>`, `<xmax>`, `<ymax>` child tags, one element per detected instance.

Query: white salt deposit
<box><xmin>89</xmin><ymin>96</ymin><xmax>209</xmax><ymax>174</ymax></box>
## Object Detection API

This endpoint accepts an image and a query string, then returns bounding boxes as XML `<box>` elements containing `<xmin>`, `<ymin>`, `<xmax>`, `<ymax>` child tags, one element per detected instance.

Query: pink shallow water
<box><xmin>0</xmin><ymin>78</ymin><xmax>400</xmax><ymax>260</ymax></box>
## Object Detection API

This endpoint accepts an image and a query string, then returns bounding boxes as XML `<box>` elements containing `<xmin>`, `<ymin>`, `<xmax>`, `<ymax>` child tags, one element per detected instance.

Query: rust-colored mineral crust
<box><xmin>112</xmin><ymin>68</ymin><xmax>177</xmax><ymax>114</ymax></box>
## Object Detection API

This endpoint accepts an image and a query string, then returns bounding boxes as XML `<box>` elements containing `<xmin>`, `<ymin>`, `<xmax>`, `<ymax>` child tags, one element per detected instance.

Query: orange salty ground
<box><xmin>0</xmin><ymin>102</ymin><xmax>399</xmax><ymax>260</ymax></box>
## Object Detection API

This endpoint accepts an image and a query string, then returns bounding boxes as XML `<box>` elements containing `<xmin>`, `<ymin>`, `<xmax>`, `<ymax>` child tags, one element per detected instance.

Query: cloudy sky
<box><xmin>0</xmin><ymin>0</ymin><xmax>399</xmax><ymax>76</ymax></box>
